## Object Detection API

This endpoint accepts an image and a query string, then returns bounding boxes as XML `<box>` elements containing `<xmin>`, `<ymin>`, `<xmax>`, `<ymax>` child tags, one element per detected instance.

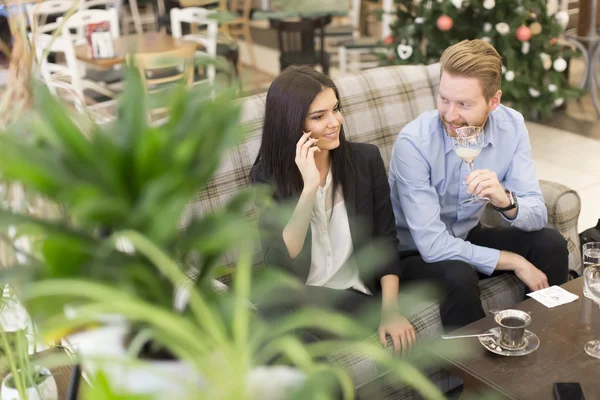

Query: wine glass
<box><xmin>449</xmin><ymin>126</ymin><xmax>490</xmax><ymax>205</ymax></box>
<box><xmin>584</xmin><ymin>265</ymin><xmax>600</xmax><ymax>359</ymax></box>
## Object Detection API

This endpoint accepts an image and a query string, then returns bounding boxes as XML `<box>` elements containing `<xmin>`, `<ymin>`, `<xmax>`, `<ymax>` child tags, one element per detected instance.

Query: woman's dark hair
<box><xmin>251</xmin><ymin>66</ymin><xmax>354</xmax><ymax>201</ymax></box>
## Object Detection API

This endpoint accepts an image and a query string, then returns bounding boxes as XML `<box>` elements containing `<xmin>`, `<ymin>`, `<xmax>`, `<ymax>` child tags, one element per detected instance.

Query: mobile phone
<box><xmin>553</xmin><ymin>382</ymin><xmax>585</xmax><ymax>400</ymax></box>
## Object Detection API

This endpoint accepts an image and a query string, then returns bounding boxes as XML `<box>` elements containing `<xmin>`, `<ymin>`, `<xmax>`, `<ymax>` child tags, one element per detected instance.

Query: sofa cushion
<box><xmin>334</xmin><ymin>64</ymin><xmax>440</xmax><ymax>170</ymax></box>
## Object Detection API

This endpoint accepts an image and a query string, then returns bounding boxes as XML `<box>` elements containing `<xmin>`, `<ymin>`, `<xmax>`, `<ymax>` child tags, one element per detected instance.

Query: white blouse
<box><xmin>305</xmin><ymin>169</ymin><xmax>371</xmax><ymax>295</ymax></box>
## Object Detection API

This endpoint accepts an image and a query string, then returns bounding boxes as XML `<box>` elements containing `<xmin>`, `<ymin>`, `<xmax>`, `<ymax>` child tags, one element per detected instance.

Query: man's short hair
<box><xmin>440</xmin><ymin>39</ymin><xmax>503</xmax><ymax>101</ymax></box>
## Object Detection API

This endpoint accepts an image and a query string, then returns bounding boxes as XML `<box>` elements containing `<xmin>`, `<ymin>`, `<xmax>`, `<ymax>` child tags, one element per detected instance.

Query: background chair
<box><xmin>170</xmin><ymin>7</ymin><xmax>218</xmax><ymax>83</ymax></box>
<box><xmin>26</xmin><ymin>0</ymin><xmax>77</xmax><ymax>34</ymax></box>
<box><xmin>132</xmin><ymin>44</ymin><xmax>195</xmax><ymax>90</ymax></box>
<box><xmin>120</xmin><ymin>0</ymin><xmax>162</xmax><ymax>34</ymax></box>
<box><xmin>217</xmin><ymin>0</ymin><xmax>255</xmax><ymax>67</ymax></box>
<box><xmin>79</xmin><ymin>0</ymin><xmax>121</xmax><ymax>10</ymax></box>
<box><xmin>129</xmin><ymin>42</ymin><xmax>195</xmax><ymax>119</ymax></box>
<box><xmin>30</xmin><ymin>32</ymin><xmax>117</xmax><ymax>110</ymax></box>
<box><xmin>57</xmin><ymin>9</ymin><xmax>123</xmax><ymax>91</ymax></box>
<box><xmin>269</xmin><ymin>15</ymin><xmax>331</xmax><ymax>76</ymax></box>
<box><xmin>58</xmin><ymin>8</ymin><xmax>121</xmax><ymax>43</ymax></box>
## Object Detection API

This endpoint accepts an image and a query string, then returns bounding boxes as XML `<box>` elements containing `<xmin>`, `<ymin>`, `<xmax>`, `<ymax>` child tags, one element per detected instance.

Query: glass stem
<box><xmin>466</xmin><ymin>161</ymin><xmax>476</xmax><ymax>198</ymax></box>
<box><xmin>466</xmin><ymin>161</ymin><xmax>474</xmax><ymax>175</ymax></box>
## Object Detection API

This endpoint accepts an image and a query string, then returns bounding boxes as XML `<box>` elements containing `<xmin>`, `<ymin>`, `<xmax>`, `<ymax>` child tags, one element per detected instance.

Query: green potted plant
<box><xmin>0</xmin><ymin>64</ymin><xmax>461</xmax><ymax>399</ymax></box>
<box><xmin>0</xmin><ymin>328</ymin><xmax>57</xmax><ymax>400</ymax></box>
<box><xmin>0</xmin><ymin>291</ymin><xmax>57</xmax><ymax>400</ymax></box>
<box><xmin>0</xmin><ymin>65</ymin><xmax>255</xmax><ymax>396</ymax></box>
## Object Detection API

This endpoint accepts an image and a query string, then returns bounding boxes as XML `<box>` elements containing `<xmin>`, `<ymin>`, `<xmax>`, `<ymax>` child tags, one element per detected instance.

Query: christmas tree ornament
<box><xmin>484</xmin><ymin>22</ymin><xmax>492</xmax><ymax>32</ymax></box>
<box><xmin>521</xmin><ymin>41</ymin><xmax>530</xmax><ymax>54</ymax></box>
<box><xmin>436</xmin><ymin>15</ymin><xmax>454</xmax><ymax>31</ymax></box>
<box><xmin>550</xmin><ymin>37</ymin><xmax>558</xmax><ymax>45</ymax></box>
<box><xmin>548</xmin><ymin>84</ymin><xmax>558</xmax><ymax>92</ymax></box>
<box><xmin>528</xmin><ymin>88</ymin><xmax>541</xmax><ymax>97</ymax></box>
<box><xmin>451</xmin><ymin>0</ymin><xmax>463</xmax><ymax>8</ymax></box>
<box><xmin>554</xmin><ymin>11</ymin><xmax>569</xmax><ymax>30</ymax></box>
<box><xmin>502</xmin><ymin>66</ymin><xmax>507</xmax><ymax>73</ymax></box>
<box><xmin>495</xmin><ymin>22</ymin><xmax>510</xmax><ymax>35</ymax></box>
<box><xmin>415</xmin><ymin>17</ymin><xmax>424</xmax><ymax>24</ymax></box>
<box><xmin>539</xmin><ymin>53</ymin><xmax>552</xmax><ymax>70</ymax></box>
<box><xmin>505</xmin><ymin>71</ymin><xmax>515</xmax><ymax>81</ymax></box>
<box><xmin>397</xmin><ymin>44</ymin><xmax>414</xmax><ymax>60</ymax></box>
<box><xmin>530</xmin><ymin>22</ymin><xmax>542</xmax><ymax>35</ymax></box>
<box><xmin>554</xmin><ymin>97</ymin><xmax>564</xmax><ymax>107</ymax></box>
<box><xmin>482</xmin><ymin>36</ymin><xmax>491</xmax><ymax>43</ymax></box>
<box><xmin>483</xmin><ymin>0</ymin><xmax>495</xmax><ymax>10</ymax></box>
<box><xmin>553</xmin><ymin>57</ymin><xmax>567</xmax><ymax>72</ymax></box>
<box><xmin>516</xmin><ymin>26</ymin><xmax>532</xmax><ymax>41</ymax></box>
<box><xmin>384</xmin><ymin>35</ymin><xmax>394</xmax><ymax>45</ymax></box>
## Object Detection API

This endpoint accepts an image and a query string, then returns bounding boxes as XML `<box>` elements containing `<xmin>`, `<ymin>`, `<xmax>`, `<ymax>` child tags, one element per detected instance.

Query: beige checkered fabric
<box><xmin>185</xmin><ymin>64</ymin><xmax>582</xmax><ymax>399</ymax></box>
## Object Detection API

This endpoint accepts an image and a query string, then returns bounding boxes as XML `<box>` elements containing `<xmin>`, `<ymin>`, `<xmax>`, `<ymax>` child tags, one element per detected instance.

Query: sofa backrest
<box><xmin>332</xmin><ymin>63</ymin><xmax>440</xmax><ymax>168</ymax></box>
<box><xmin>182</xmin><ymin>63</ymin><xmax>442</xmax><ymax>276</ymax></box>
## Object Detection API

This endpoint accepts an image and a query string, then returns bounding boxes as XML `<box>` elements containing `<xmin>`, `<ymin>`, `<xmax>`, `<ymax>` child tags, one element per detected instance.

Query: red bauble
<box><xmin>550</xmin><ymin>37</ymin><xmax>558</xmax><ymax>45</ymax></box>
<box><xmin>383</xmin><ymin>35</ymin><xmax>394</xmax><ymax>45</ymax></box>
<box><xmin>436</xmin><ymin>15</ymin><xmax>453</xmax><ymax>31</ymax></box>
<box><xmin>515</xmin><ymin>25</ymin><xmax>532</xmax><ymax>41</ymax></box>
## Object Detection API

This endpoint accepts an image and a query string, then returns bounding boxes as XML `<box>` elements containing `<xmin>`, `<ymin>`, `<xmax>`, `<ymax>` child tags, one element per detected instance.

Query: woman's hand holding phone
<box><xmin>295</xmin><ymin>131</ymin><xmax>321</xmax><ymax>191</ymax></box>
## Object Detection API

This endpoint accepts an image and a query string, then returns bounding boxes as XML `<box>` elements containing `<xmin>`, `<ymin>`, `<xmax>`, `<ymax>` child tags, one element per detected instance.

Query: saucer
<box><xmin>478</xmin><ymin>327</ymin><xmax>540</xmax><ymax>356</ymax></box>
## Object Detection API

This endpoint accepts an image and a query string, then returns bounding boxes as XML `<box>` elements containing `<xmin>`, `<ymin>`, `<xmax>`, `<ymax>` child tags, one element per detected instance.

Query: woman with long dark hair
<box><xmin>251</xmin><ymin>66</ymin><xmax>415</xmax><ymax>352</ymax></box>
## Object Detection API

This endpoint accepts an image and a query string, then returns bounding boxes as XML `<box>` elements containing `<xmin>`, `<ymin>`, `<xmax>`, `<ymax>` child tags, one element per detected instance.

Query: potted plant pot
<box><xmin>63</xmin><ymin>324</ymin><xmax>203</xmax><ymax>397</ymax></box>
<box><xmin>1</xmin><ymin>367</ymin><xmax>57</xmax><ymax>400</ymax></box>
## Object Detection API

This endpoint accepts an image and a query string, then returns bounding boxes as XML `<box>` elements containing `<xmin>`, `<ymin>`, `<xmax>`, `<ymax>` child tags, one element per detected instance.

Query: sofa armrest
<box><xmin>540</xmin><ymin>180</ymin><xmax>582</xmax><ymax>275</ymax></box>
<box><xmin>480</xmin><ymin>180</ymin><xmax>582</xmax><ymax>276</ymax></box>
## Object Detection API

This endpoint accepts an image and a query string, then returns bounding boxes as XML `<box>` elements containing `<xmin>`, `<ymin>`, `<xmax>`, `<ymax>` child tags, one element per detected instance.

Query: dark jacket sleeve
<box><xmin>250</xmin><ymin>164</ymin><xmax>311</xmax><ymax>283</ymax></box>
<box><xmin>368</xmin><ymin>146</ymin><xmax>404</xmax><ymax>281</ymax></box>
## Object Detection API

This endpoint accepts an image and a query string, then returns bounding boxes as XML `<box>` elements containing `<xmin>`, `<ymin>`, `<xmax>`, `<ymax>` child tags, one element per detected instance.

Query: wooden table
<box><xmin>437</xmin><ymin>278</ymin><xmax>600</xmax><ymax>399</ymax></box>
<box><xmin>74</xmin><ymin>32</ymin><xmax>200</xmax><ymax>69</ymax></box>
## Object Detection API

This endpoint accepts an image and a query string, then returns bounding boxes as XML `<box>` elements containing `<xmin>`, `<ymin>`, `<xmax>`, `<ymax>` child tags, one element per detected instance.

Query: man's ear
<box><xmin>488</xmin><ymin>89</ymin><xmax>502</xmax><ymax>112</ymax></box>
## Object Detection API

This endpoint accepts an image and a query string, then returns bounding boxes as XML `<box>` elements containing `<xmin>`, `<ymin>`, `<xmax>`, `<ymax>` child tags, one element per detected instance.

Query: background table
<box><xmin>74</xmin><ymin>32</ymin><xmax>199</xmax><ymax>68</ymax></box>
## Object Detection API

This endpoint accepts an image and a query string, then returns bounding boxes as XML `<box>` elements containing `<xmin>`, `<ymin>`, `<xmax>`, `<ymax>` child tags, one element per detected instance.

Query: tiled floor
<box><xmin>237</xmin><ymin>65</ymin><xmax>274</xmax><ymax>97</ymax></box>
<box><xmin>527</xmin><ymin>121</ymin><xmax>599</xmax><ymax>231</ymax></box>
<box><xmin>538</xmin><ymin>58</ymin><xmax>600</xmax><ymax>139</ymax></box>
<box><xmin>532</xmin><ymin>57</ymin><xmax>599</xmax><ymax>232</ymax></box>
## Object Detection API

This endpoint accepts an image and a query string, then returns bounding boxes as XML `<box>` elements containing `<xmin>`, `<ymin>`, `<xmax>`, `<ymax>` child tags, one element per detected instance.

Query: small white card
<box><xmin>526</xmin><ymin>285</ymin><xmax>579</xmax><ymax>308</ymax></box>
<box><xmin>90</xmin><ymin>31</ymin><xmax>115</xmax><ymax>59</ymax></box>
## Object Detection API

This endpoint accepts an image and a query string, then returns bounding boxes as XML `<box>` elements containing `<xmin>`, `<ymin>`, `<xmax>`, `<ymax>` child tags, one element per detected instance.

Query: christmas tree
<box><xmin>379</xmin><ymin>0</ymin><xmax>583</xmax><ymax>118</ymax></box>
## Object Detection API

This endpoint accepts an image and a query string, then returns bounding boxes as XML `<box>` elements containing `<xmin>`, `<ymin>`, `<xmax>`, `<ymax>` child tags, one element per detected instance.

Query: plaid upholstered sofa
<box><xmin>184</xmin><ymin>64</ymin><xmax>583</xmax><ymax>399</ymax></box>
